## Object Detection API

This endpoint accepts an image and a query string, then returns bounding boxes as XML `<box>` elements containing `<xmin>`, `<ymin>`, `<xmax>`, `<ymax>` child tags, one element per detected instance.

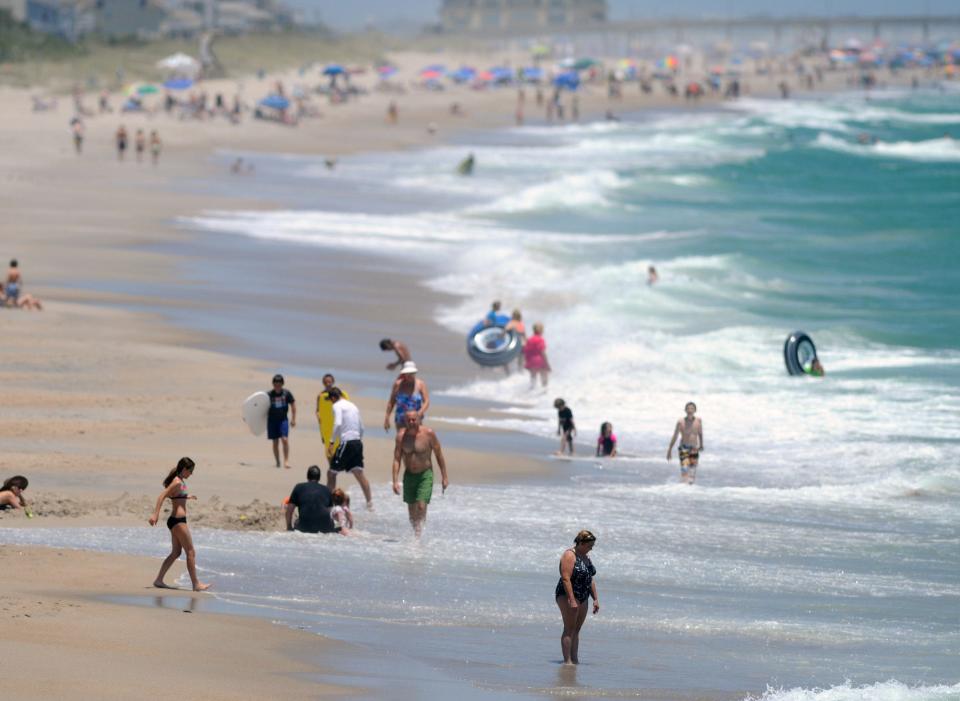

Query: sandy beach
<box><xmin>0</xmin><ymin>41</ymin><xmax>951</xmax><ymax>699</ymax></box>
<box><xmin>0</xmin><ymin>545</ymin><xmax>349</xmax><ymax>699</ymax></box>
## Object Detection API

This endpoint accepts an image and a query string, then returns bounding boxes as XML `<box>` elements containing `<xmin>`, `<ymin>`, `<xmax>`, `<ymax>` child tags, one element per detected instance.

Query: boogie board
<box><xmin>316</xmin><ymin>388</ymin><xmax>350</xmax><ymax>450</ymax></box>
<box><xmin>242</xmin><ymin>391</ymin><xmax>270</xmax><ymax>436</ymax></box>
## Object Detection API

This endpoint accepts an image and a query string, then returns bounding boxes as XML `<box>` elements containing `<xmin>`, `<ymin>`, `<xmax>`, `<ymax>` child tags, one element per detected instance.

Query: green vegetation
<box><xmin>0</xmin><ymin>25</ymin><xmax>409</xmax><ymax>90</ymax></box>
<box><xmin>0</xmin><ymin>9</ymin><xmax>87</xmax><ymax>63</ymax></box>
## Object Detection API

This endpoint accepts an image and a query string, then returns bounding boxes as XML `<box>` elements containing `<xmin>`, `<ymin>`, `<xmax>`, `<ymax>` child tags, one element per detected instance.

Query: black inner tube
<box><xmin>784</xmin><ymin>331</ymin><xmax>818</xmax><ymax>376</ymax></box>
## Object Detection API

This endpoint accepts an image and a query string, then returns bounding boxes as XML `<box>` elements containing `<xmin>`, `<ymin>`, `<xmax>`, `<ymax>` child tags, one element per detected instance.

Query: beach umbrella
<box><xmin>573</xmin><ymin>57</ymin><xmax>598</xmax><ymax>71</ymax></box>
<box><xmin>420</xmin><ymin>64</ymin><xmax>446</xmax><ymax>74</ymax></box>
<box><xmin>323</xmin><ymin>64</ymin><xmax>345</xmax><ymax>76</ymax></box>
<box><xmin>126</xmin><ymin>83</ymin><xmax>158</xmax><ymax>96</ymax></box>
<box><xmin>376</xmin><ymin>64</ymin><xmax>398</xmax><ymax>77</ymax></box>
<box><xmin>163</xmin><ymin>77</ymin><xmax>194</xmax><ymax>91</ymax></box>
<box><xmin>420</xmin><ymin>70</ymin><xmax>443</xmax><ymax>81</ymax></box>
<box><xmin>259</xmin><ymin>94</ymin><xmax>290</xmax><ymax>110</ymax></box>
<box><xmin>450</xmin><ymin>66</ymin><xmax>476</xmax><ymax>83</ymax></box>
<box><xmin>156</xmin><ymin>52</ymin><xmax>200</xmax><ymax>76</ymax></box>
<box><xmin>553</xmin><ymin>71</ymin><xmax>580</xmax><ymax>90</ymax></box>
<box><xmin>522</xmin><ymin>66</ymin><xmax>544</xmax><ymax>81</ymax></box>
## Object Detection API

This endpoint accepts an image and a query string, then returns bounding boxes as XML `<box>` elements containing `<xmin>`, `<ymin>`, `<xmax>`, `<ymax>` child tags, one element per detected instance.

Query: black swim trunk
<box><xmin>167</xmin><ymin>515</ymin><xmax>187</xmax><ymax>530</ymax></box>
<box><xmin>331</xmin><ymin>439</ymin><xmax>364</xmax><ymax>473</ymax></box>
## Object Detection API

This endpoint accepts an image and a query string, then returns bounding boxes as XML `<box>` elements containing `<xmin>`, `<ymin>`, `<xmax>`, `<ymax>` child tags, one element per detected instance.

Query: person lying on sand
<box><xmin>0</xmin><ymin>476</ymin><xmax>30</xmax><ymax>514</ymax></box>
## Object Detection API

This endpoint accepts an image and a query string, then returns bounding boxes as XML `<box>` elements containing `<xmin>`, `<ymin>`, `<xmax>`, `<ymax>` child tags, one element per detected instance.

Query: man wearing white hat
<box><xmin>384</xmin><ymin>361</ymin><xmax>430</xmax><ymax>432</ymax></box>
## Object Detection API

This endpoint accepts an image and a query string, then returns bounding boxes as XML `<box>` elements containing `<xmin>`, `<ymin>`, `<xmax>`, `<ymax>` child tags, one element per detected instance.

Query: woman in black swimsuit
<box><xmin>555</xmin><ymin>529</ymin><xmax>599</xmax><ymax>665</ymax></box>
<box><xmin>148</xmin><ymin>457</ymin><xmax>210</xmax><ymax>591</ymax></box>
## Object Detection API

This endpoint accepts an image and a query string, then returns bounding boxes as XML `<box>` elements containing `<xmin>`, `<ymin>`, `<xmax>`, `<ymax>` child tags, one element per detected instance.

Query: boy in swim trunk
<box><xmin>392</xmin><ymin>410</ymin><xmax>449</xmax><ymax>538</ymax></box>
<box><xmin>667</xmin><ymin>402</ymin><xmax>703</xmax><ymax>484</ymax></box>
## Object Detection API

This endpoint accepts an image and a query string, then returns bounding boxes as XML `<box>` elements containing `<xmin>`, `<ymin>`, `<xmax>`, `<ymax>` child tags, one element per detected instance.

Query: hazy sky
<box><xmin>291</xmin><ymin>1</ymin><xmax>957</xmax><ymax>30</ymax></box>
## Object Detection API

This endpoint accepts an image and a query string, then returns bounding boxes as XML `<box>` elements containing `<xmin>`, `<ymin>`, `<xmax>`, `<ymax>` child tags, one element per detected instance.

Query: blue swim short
<box><xmin>267</xmin><ymin>418</ymin><xmax>289</xmax><ymax>440</ymax></box>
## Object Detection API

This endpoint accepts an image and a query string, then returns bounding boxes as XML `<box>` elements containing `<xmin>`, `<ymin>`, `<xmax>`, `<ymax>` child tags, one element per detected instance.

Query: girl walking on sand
<box><xmin>148</xmin><ymin>457</ymin><xmax>210</xmax><ymax>591</ymax></box>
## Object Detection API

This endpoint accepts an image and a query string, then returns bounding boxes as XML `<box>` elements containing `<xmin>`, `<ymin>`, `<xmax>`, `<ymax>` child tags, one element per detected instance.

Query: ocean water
<box><xmin>7</xmin><ymin>89</ymin><xmax>960</xmax><ymax>699</ymax></box>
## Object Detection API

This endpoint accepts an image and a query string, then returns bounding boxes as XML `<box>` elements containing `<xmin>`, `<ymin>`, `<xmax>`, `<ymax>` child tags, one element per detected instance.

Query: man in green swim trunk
<box><xmin>392</xmin><ymin>409</ymin><xmax>449</xmax><ymax>538</ymax></box>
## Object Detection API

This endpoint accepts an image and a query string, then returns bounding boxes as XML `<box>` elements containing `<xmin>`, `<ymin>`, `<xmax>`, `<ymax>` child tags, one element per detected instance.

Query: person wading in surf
<box><xmin>667</xmin><ymin>402</ymin><xmax>703</xmax><ymax>484</ymax></box>
<box><xmin>392</xmin><ymin>410</ymin><xmax>448</xmax><ymax>537</ymax></box>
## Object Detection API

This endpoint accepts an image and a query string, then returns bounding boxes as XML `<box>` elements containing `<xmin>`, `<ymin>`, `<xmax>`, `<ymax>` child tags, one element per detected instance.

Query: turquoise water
<box><xmin>5</xmin><ymin>89</ymin><xmax>959</xmax><ymax>700</ymax></box>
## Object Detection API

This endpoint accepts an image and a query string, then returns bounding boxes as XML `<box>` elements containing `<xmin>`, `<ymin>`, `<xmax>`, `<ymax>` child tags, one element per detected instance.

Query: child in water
<box><xmin>554</xmin><ymin>398</ymin><xmax>575</xmax><ymax>455</ymax></box>
<box><xmin>596</xmin><ymin>422</ymin><xmax>617</xmax><ymax>457</ymax></box>
<box><xmin>331</xmin><ymin>488</ymin><xmax>353</xmax><ymax>534</ymax></box>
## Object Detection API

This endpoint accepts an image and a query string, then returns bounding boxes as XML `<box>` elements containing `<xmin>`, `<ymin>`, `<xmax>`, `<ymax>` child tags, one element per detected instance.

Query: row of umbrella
<box><xmin>124</xmin><ymin>78</ymin><xmax>194</xmax><ymax>96</ymax></box>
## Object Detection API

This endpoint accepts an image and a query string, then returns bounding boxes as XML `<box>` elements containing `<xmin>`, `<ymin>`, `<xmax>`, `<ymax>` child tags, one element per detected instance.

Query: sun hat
<box><xmin>399</xmin><ymin>361</ymin><xmax>418</xmax><ymax>374</ymax></box>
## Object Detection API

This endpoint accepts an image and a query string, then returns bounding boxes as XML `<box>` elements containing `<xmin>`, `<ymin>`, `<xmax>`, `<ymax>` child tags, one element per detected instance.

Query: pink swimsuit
<box><xmin>523</xmin><ymin>334</ymin><xmax>547</xmax><ymax>371</ymax></box>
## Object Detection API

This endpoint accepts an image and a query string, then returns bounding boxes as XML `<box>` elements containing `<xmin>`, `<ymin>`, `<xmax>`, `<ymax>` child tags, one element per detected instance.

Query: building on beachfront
<box><xmin>440</xmin><ymin>0</ymin><xmax>607</xmax><ymax>33</ymax></box>
<box><xmin>0</xmin><ymin>0</ymin><xmax>27</xmax><ymax>22</ymax></box>
<box><xmin>23</xmin><ymin>0</ymin><xmax>167</xmax><ymax>40</ymax></box>
<box><xmin>20</xmin><ymin>0</ymin><xmax>293</xmax><ymax>40</ymax></box>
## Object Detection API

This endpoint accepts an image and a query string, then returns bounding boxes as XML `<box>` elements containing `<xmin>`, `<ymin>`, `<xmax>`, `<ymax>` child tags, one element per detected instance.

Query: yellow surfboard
<box><xmin>316</xmin><ymin>388</ymin><xmax>350</xmax><ymax>450</ymax></box>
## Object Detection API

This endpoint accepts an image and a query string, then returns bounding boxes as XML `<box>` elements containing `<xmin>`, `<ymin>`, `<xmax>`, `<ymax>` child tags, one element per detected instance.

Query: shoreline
<box><xmin>1</xmin><ymin>55</ymin><xmax>949</xmax><ymax>698</ymax></box>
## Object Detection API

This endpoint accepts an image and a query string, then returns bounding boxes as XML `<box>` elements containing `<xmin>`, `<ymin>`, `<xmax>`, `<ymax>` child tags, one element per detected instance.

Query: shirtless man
<box><xmin>379</xmin><ymin>338</ymin><xmax>411</xmax><ymax>372</ymax></box>
<box><xmin>667</xmin><ymin>402</ymin><xmax>704</xmax><ymax>484</ymax></box>
<box><xmin>392</xmin><ymin>410</ymin><xmax>449</xmax><ymax>537</ymax></box>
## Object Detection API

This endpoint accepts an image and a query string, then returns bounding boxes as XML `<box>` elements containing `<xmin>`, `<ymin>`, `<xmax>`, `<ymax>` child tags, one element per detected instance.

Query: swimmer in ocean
<box><xmin>667</xmin><ymin>402</ymin><xmax>703</xmax><ymax>484</ymax></box>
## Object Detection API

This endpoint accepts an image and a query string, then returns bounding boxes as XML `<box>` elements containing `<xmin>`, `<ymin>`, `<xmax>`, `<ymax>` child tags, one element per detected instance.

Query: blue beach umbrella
<box><xmin>323</xmin><ymin>64</ymin><xmax>345</xmax><ymax>76</ymax></box>
<box><xmin>522</xmin><ymin>66</ymin><xmax>543</xmax><ymax>81</ymax></box>
<box><xmin>450</xmin><ymin>66</ymin><xmax>476</xmax><ymax>83</ymax></box>
<box><xmin>553</xmin><ymin>71</ymin><xmax>580</xmax><ymax>90</ymax></box>
<box><xmin>259</xmin><ymin>94</ymin><xmax>290</xmax><ymax>110</ymax></box>
<box><xmin>163</xmin><ymin>77</ymin><xmax>194</xmax><ymax>90</ymax></box>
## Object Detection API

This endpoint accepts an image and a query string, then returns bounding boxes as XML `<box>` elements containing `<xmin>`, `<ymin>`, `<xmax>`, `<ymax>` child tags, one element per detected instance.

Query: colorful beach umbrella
<box><xmin>376</xmin><ymin>64</ymin><xmax>398</xmax><ymax>77</ymax></box>
<box><xmin>125</xmin><ymin>83</ymin><xmax>159</xmax><ymax>96</ymax></box>
<box><xmin>323</xmin><ymin>64</ymin><xmax>345</xmax><ymax>76</ymax></box>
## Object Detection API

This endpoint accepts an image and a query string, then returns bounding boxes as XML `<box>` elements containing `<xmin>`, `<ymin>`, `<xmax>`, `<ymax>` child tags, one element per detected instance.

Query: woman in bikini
<box><xmin>148</xmin><ymin>457</ymin><xmax>210</xmax><ymax>591</ymax></box>
<box><xmin>555</xmin><ymin>529</ymin><xmax>599</xmax><ymax>665</ymax></box>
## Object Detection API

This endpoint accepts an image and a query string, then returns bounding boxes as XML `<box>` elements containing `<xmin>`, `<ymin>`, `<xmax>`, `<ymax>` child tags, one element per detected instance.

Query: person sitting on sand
<box><xmin>379</xmin><ymin>338</ymin><xmax>411</xmax><ymax>372</ymax></box>
<box><xmin>148</xmin><ymin>457</ymin><xmax>210</xmax><ymax>591</ymax></box>
<box><xmin>285</xmin><ymin>465</ymin><xmax>335</xmax><ymax>534</ymax></box>
<box><xmin>330</xmin><ymin>488</ymin><xmax>353</xmax><ymax>534</ymax></box>
<box><xmin>554</xmin><ymin>398</ymin><xmax>576</xmax><ymax>455</ymax></box>
<box><xmin>0</xmin><ymin>475</ymin><xmax>30</xmax><ymax>513</ymax></box>
<box><xmin>596</xmin><ymin>423</ymin><xmax>617</xmax><ymax>457</ymax></box>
